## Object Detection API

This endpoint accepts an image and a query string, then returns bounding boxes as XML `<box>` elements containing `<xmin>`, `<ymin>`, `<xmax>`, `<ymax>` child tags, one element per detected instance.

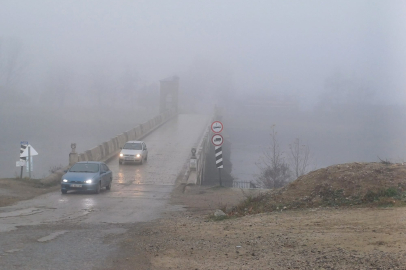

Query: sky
<box><xmin>1</xmin><ymin>0</ymin><xmax>406</xmax><ymax>178</ymax></box>
<box><xmin>1</xmin><ymin>0</ymin><xmax>406</xmax><ymax>104</ymax></box>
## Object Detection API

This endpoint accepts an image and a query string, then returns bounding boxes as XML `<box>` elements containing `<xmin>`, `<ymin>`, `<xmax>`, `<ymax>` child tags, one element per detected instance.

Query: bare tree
<box><xmin>45</xmin><ymin>66</ymin><xmax>74</xmax><ymax>107</ymax></box>
<box><xmin>288</xmin><ymin>138</ymin><xmax>312</xmax><ymax>179</ymax></box>
<box><xmin>0</xmin><ymin>38</ymin><xmax>27</xmax><ymax>95</ymax></box>
<box><xmin>90</xmin><ymin>66</ymin><xmax>114</xmax><ymax>107</ymax></box>
<box><xmin>256</xmin><ymin>125</ymin><xmax>291</xmax><ymax>189</ymax></box>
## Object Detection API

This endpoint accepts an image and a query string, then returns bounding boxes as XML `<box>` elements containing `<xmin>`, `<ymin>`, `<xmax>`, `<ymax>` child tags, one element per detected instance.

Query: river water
<box><xmin>0</xmin><ymin>105</ymin><xmax>155</xmax><ymax>178</ymax></box>
<box><xmin>225</xmin><ymin>103</ymin><xmax>406</xmax><ymax>184</ymax></box>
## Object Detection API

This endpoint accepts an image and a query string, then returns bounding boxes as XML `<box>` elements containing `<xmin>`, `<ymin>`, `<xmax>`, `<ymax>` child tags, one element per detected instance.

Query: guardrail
<box><xmin>232</xmin><ymin>181</ymin><xmax>258</xmax><ymax>189</ymax></box>
<box><xmin>186</xmin><ymin>117</ymin><xmax>212</xmax><ymax>185</ymax></box>
<box><xmin>195</xmin><ymin>128</ymin><xmax>211</xmax><ymax>185</ymax></box>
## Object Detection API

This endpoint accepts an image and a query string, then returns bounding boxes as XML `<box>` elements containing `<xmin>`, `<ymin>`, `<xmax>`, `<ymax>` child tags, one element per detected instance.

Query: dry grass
<box><xmin>230</xmin><ymin>162</ymin><xmax>406</xmax><ymax>216</ymax></box>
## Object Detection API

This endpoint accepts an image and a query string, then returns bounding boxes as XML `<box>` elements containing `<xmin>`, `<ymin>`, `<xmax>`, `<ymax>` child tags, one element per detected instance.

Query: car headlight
<box><xmin>120</xmin><ymin>153</ymin><xmax>123</xmax><ymax>157</ymax></box>
<box><xmin>136</xmin><ymin>154</ymin><xmax>141</xmax><ymax>157</ymax></box>
<box><xmin>62</xmin><ymin>179</ymin><xmax>68</xmax><ymax>183</ymax></box>
<box><xmin>85</xmin><ymin>179</ymin><xmax>92</xmax><ymax>184</ymax></box>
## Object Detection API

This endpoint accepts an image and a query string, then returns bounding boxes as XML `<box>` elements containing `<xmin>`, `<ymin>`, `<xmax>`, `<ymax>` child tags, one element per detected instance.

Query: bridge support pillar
<box><xmin>159</xmin><ymin>76</ymin><xmax>179</xmax><ymax>114</ymax></box>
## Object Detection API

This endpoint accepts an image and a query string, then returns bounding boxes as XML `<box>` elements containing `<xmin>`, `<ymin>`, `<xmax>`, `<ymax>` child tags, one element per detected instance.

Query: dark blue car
<box><xmin>61</xmin><ymin>161</ymin><xmax>112</xmax><ymax>194</ymax></box>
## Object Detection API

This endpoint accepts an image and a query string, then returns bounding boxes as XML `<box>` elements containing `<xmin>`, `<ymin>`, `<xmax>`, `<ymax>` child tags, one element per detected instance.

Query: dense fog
<box><xmin>1</xmin><ymin>1</ymin><xmax>406</xmax><ymax>179</ymax></box>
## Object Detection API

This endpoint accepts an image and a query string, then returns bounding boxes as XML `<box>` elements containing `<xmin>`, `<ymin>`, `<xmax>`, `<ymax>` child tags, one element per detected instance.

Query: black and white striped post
<box><xmin>211</xmin><ymin>121</ymin><xmax>224</xmax><ymax>187</ymax></box>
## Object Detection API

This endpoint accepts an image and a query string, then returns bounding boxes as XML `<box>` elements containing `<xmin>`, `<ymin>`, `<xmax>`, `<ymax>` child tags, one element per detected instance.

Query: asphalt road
<box><xmin>0</xmin><ymin>114</ymin><xmax>209</xmax><ymax>270</ymax></box>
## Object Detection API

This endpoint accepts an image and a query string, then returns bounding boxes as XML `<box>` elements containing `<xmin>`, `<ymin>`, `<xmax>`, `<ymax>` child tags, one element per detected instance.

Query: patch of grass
<box><xmin>378</xmin><ymin>157</ymin><xmax>392</xmax><ymax>165</ymax></box>
<box><xmin>229</xmin><ymin>192</ymin><xmax>273</xmax><ymax>216</ymax></box>
<box><xmin>49</xmin><ymin>164</ymin><xmax>64</xmax><ymax>174</ymax></box>
<box><xmin>363</xmin><ymin>187</ymin><xmax>399</xmax><ymax>203</ymax></box>
<box><xmin>217</xmin><ymin>202</ymin><xmax>228</xmax><ymax>213</ymax></box>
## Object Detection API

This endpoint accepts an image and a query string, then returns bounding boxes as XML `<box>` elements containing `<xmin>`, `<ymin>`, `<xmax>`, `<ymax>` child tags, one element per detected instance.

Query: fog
<box><xmin>1</xmin><ymin>1</ymin><xmax>406</xmax><ymax>179</ymax></box>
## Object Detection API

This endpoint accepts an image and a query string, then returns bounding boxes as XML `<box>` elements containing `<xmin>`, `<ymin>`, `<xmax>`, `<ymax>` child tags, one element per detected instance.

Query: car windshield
<box><xmin>123</xmin><ymin>143</ymin><xmax>142</xmax><ymax>150</ymax></box>
<box><xmin>69</xmin><ymin>163</ymin><xmax>99</xmax><ymax>173</ymax></box>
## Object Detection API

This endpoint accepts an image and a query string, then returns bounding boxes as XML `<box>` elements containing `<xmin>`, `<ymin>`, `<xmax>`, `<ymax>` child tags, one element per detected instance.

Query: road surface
<box><xmin>0</xmin><ymin>114</ymin><xmax>209</xmax><ymax>270</ymax></box>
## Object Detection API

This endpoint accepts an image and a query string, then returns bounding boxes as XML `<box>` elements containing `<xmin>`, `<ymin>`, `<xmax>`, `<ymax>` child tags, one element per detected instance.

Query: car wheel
<box><xmin>145</xmin><ymin>155</ymin><xmax>148</xmax><ymax>161</ymax></box>
<box><xmin>119</xmin><ymin>160</ymin><xmax>122</xmax><ymax>165</ymax></box>
<box><xmin>95</xmin><ymin>182</ymin><xmax>101</xmax><ymax>194</ymax></box>
<box><xmin>61</xmin><ymin>189</ymin><xmax>67</xmax><ymax>194</ymax></box>
<box><xmin>106</xmin><ymin>181</ymin><xmax>111</xmax><ymax>190</ymax></box>
<box><xmin>140</xmin><ymin>158</ymin><xmax>143</xmax><ymax>165</ymax></box>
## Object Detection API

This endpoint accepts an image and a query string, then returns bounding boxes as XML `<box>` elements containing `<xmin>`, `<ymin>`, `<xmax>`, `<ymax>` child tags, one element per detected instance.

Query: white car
<box><xmin>119</xmin><ymin>141</ymin><xmax>148</xmax><ymax>165</ymax></box>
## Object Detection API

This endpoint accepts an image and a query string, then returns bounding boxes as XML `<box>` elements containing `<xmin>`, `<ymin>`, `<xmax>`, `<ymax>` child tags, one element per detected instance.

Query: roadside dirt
<box><xmin>0</xmin><ymin>178</ymin><xmax>59</xmax><ymax>207</ymax></box>
<box><xmin>100</xmin><ymin>184</ymin><xmax>406</xmax><ymax>270</ymax></box>
<box><xmin>3</xmin><ymin>162</ymin><xmax>406</xmax><ymax>269</ymax></box>
<box><xmin>101</xmin><ymin>162</ymin><xmax>406</xmax><ymax>270</ymax></box>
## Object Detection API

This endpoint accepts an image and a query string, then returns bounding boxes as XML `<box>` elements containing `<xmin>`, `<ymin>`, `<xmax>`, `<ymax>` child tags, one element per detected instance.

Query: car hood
<box><xmin>120</xmin><ymin>149</ymin><xmax>142</xmax><ymax>155</ymax></box>
<box><xmin>62</xmin><ymin>172</ymin><xmax>99</xmax><ymax>182</ymax></box>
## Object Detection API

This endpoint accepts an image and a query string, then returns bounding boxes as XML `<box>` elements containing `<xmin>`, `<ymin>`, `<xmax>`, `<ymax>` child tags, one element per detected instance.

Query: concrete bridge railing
<box><xmin>73</xmin><ymin>108</ymin><xmax>177</xmax><ymax>164</ymax></box>
<box><xmin>40</xmin><ymin>108</ymin><xmax>177</xmax><ymax>184</ymax></box>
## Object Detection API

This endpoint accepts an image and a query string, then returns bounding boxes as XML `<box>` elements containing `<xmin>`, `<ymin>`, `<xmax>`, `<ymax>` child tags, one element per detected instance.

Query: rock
<box><xmin>214</xmin><ymin>209</ymin><xmax>226</xmax><ymax>217</ymax></box>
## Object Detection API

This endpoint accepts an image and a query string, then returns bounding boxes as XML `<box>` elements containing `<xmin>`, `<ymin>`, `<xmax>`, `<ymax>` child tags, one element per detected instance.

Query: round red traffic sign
<box><xmin>211</xmin><ymin>121</ymin><xmax>223</xmax><ymax>133</ymax></box>
<box><xmin>212</xmin><ymin>134</ymin><xmax>224</xmax><ymax>146</ymax></box>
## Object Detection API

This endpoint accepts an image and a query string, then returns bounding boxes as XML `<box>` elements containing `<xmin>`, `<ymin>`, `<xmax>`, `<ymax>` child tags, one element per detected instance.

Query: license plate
<box><xmin>71</xmin><ymin>184</ymin><xmax>82</xmax><ymax>187</ymax></box>
<box><xmin>125</xmin><ymin>157</ymin><xmax>133</xmax><ymax>160</ymax></box>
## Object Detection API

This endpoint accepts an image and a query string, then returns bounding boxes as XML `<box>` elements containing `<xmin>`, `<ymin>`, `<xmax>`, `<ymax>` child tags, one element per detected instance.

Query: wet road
<box><xmin>0</xmin><ymin>114</ymin><xmax>209</xmax><ymax>270</ymax></box>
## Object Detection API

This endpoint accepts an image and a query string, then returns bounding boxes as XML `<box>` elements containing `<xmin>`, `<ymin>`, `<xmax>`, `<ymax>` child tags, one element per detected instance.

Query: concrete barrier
<box><xmin>78</xmin><ymin>153</ymin><xmax>87</xmax><ymax>162</ymax></box>
<box><xmin>85</xmin><ymin>150</ymin><xmax>93</xmax><ymax>161</ymax></box>
<box><xmin>106</xmin><ymin>139</ymin><xmax>115</xmax><ymax>154</ymax></box>
<box><xmin>73</xmin><ymin>108</ymin><xmax>176</xmax><ymax>164</ymax></box>
<box><xmin>89</xmin><ymin>146</ymin><xmax>102</xmax><ymax>161</ymax></box>
<box><xmin>113</xmin><ymin>137</ymin><xmax>119</xmax><ymax>151</ymax></box>
<box><xmin>128</xmin><ymin>129</ymin><xmax>136</xmax><ymax>140</ymax></box>
<box><xmin>102</xmin><ymin>142</ymin><xmax>110</xmax><ymax>157</ymax></box>
<box><xmin>41</xmin><ymin>108</ymin><xmax>178</xmax><ymax>185</ymax></box>
<box><xmin>134</xmin><ymin>125</ymin><xmax>142</xmax><ymax>140</ymax></box>
<box><xmin>117</xmin><ymin>133</ymin><xmax>127</xmax><ymax>148</ymax></box>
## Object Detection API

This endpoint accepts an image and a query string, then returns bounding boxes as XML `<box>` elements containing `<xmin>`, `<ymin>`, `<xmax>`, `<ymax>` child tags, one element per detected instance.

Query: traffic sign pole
<box><xmin>20</xmin><ymin>142</ymin><xmax>28</xmax><ymax>179</ymax></box>
<box><xmin>212</xmin><ymin>121</ymin><xmax>224</xmax><ymax>187</ymax></box>
<box><xmin>28</xmin><ymin>146</ymin><xmax>31</xmax><ymax>179</ymax></box>
<box><xmin>219</xmin><ymin>168</ymin><xmax>222</xmax><ymax>187</ymax></box>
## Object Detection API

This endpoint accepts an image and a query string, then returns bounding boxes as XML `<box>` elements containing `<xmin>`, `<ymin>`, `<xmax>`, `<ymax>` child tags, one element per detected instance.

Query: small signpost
<box><xmin>18</xmin><ymin>142</ymin><xmax>38</xmax><ymax>179</ymax></box>
<box><xmin>211</xmin><ymin>121</ymin><xmax>224</xmax><ymax>186</ymax></box>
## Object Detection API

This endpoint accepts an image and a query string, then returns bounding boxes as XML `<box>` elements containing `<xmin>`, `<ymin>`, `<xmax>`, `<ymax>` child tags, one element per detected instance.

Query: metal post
<box><xmin>219</xmin><ymin>168</ymin><xmax>222</xmax><ymax>187</ymax></box>
<box><xmin>20</xmin><ymin>166</ymin><xmax>23</xmax><ymax>179</ymax></box>
<box><xmin>28</xmin><ymin>146</ymin><xmax>31</xmax><ymax>179</ymax></box>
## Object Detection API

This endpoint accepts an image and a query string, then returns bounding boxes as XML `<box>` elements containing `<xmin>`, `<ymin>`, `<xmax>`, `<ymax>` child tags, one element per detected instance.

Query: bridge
<box><xmin>0</xmin><ymin>77</ymin><xmax>226</xmax><ymax>269</ymax></box>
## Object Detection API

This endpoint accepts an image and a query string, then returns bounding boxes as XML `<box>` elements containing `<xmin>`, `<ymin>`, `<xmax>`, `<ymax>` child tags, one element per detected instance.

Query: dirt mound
<box><xmin>232</xmin><ymin>162</ymin><xmax>406</xmax><ymax>215</ymax></box>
